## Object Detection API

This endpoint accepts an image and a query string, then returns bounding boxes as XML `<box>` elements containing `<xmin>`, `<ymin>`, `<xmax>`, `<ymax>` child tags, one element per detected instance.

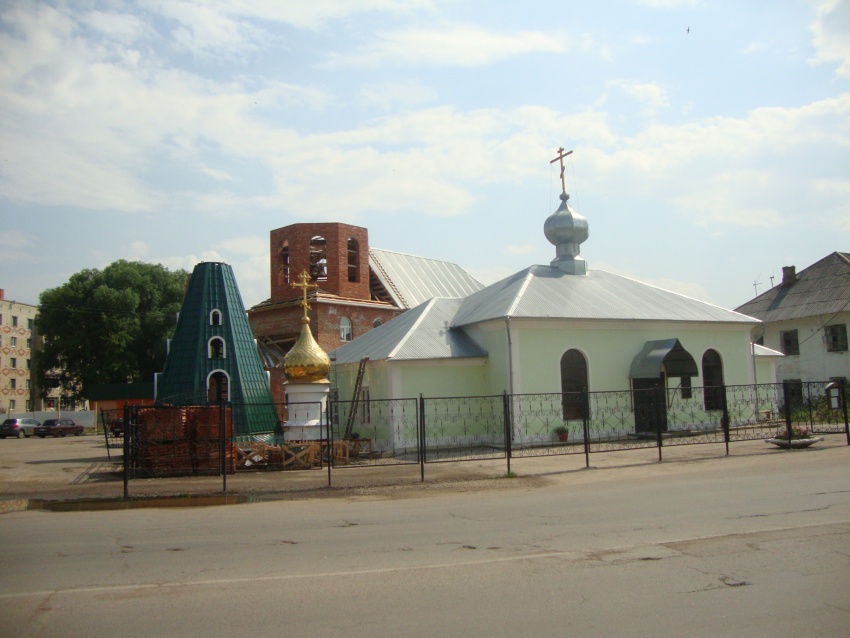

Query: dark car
<box><xmin>0</xmin><ymin>418</ymin><xmax>41</xmax><ymax>439</ymax></box>
<box><xmin>109</xmin><ymin>419</ymin><xmax>124</xmax><ymax>437</ymax></box>
<box><xmin>34</xmin><ymin>418</ymin><xmax>85</xmax><ymax>438</ymax></box>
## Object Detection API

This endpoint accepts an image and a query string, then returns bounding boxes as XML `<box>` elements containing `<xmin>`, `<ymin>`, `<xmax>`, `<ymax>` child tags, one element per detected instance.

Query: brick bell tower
<box><xmin>270</xmin><ymin>223</ymin><xmax>370</xmax><ymax>302</ymax></box>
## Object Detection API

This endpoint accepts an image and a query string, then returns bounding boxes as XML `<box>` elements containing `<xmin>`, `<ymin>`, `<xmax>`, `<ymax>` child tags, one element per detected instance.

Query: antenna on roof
<box><xmin>752</xmin><ymin>280</ymin><xmax>762</xmax><ymax>295</ymax></box>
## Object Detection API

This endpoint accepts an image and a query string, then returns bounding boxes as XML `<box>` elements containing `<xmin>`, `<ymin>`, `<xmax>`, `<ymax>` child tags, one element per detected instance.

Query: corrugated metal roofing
<box><xmin>735</xmin><ymin>252</ymin><xmax>850</xmax><ymax>322</ymax></box>
<box><xmin>452</xmin><ymin>265</ymin><xmax>758</xmax><ymax>327</ymax></box>
<box><xmin>369</xmin><ymin>248</ymin><xmax>484</xmax><ymax>309</ymax></box>
<box><xmin>752</xmin><ymin>343</ymin><xmax>783</xmax><ymax>357</ymax></box>
<box><xmin>330</xmin><ymin>298</ymin><xmax>487</xmax><ymax>365</ymax></box>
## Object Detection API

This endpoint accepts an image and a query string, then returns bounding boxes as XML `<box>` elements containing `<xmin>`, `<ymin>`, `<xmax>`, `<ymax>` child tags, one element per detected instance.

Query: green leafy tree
<box><xmin>35</xmin><ymin>260</ymin><xmax>189</xmax><ymax>401</ymax></box>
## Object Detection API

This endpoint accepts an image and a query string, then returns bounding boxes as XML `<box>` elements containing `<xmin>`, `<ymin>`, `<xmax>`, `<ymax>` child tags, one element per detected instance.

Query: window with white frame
<box><xmin>340</xmin><ymin>317</ymin><xmax>352</xmax><ymax>342</ymax></box>
<box><xmin>209</xmin><ymin>337</ymin><xmax>226</xmax><ymax>359</ymax></box>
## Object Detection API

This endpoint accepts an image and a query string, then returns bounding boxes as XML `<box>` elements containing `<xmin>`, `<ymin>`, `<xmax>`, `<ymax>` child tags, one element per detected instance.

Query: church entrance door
<box><xmin>633</xmin><ymin>376</ymin><xmax>667</xmax><ymax>434</ymax></box>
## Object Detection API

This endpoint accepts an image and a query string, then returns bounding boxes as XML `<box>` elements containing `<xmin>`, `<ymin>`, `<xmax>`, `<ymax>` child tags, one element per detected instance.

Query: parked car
<box><xmin>109</xmin><ymin>419</ymin><xmax>124</xmax><ymax>437</ymax></box>
<box><xmin>34</xmin><ymin>418</ymin><xmax>85</xmax><ymax>438</ymax></box>
<box><xmin>0</xmin><ymin>418</ymin><xmax>41</xmax><ymax>439</ymax></box>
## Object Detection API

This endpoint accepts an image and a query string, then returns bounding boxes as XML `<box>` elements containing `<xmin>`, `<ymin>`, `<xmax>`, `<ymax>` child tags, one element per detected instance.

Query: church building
<box><xmin>247</xmin><ymin>222</ymin><xmax>483</xmax><ymax>402</ymax></box>
<box><xmin>331</xmin><ymin>150</ymin><xmax>774</xmax><ymax>442</ymax></box>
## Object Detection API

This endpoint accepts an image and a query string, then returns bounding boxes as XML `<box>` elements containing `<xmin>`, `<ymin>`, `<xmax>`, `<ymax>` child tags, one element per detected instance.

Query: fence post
<box><xmin>220</xmin><ymin>401</ymin><xmax>227</xmax><ymax>494</ymax></box>
<box><xmin>654</xmin><ymin>383</ymin><xmax>664</xmax><ymax>462</ymax></box>
<box><xmin>419</xmin><ymin>394</ymin><xmax>425</xmax><ymax>482</ymax></box>
<box><xmin>782</xmin><ymin>381</ymin><xmax>793</xmax><ymax>445</ymax></box>
<box><xmin>842</xmin><ymin>379</ymin><xmax>849</xmax><ymax>446</ymax></box>
<box><xmin>503</xmin><ymin>391</ymin><xmax>511</xmax><ymax>476</ymax></box>
<box><xmin>582</xmin><ymin>387</ymin><xmax>590</xmax><ymax>468</ymax></box>
<box><xmin>123</xmin><ymin>404</ymin><xmax>130</xmax><ymax>499</ymax></box>
<box><xmin>326</xmin><ymin>401</ymin><xmax>332</xmax><ymax>487</ymax></box>
<box><xmin>806</xmin><ymin>382</ymin><xmax>814</xmax><ymax>429</ymax></box>
<box><xmin>721</xmin><ymin>384</ymin><xmax>730</xmax><ymax>456</ymax></box>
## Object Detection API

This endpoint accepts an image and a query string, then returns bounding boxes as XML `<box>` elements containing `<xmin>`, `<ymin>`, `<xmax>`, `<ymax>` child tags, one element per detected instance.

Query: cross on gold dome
<box><xmin>292</xmin><ymin>270</ymin><xmax>318</xmax><ymax>320</ymax></box>
<box><xmin>549</xmin><ymin>147</ymin><xmax>573</xmax><ymax>194</ymax></box>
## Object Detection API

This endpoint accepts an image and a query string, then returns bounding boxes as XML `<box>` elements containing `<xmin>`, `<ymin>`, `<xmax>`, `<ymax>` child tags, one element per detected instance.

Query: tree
<box><xmin>35</xmin><ymin>260</ymin><xmax>189</xmax><ymax>402</ymax></box>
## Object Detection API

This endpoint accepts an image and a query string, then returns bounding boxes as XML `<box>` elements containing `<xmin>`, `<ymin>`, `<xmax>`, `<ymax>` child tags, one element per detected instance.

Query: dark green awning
<box><xmin>630</xmin><ymin>339</ymin><xmax>698</xmax><ymax>379</ymax></box>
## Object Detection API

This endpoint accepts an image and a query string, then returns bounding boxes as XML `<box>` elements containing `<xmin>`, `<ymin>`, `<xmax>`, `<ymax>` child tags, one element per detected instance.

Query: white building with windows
<box><xmin>736</xmin><ymin>253</ymin><xmax>850</xmax><ymax>386</ymax></box>
<box><xmin>332</xmin><ymin>186</ymin><xmax>768</xmax><ymax>445</ymax></box>
<box><xmin>0</xmin><ymin>289</ymin><xmax>38</xmax><ymax>415</ymax></box>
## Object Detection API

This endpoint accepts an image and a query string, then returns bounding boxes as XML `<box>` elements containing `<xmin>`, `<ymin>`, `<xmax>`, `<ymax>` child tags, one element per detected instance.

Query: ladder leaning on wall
<box><xmin>343</xmin><ymin>357</ymin><xmax>369</xmax><ymax>439</ymax></box>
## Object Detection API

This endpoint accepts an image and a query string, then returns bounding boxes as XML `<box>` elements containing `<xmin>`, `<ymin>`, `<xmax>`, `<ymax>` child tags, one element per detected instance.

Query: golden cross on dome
<box><xmin>549</xmin><ymin>147</ymin><xmax>573</xmax><ymax>194</ymax></box>
<box><xmin>292</xmin><ymin>270</ymin><xmax>318</xmax><ymax>320</ymax></box>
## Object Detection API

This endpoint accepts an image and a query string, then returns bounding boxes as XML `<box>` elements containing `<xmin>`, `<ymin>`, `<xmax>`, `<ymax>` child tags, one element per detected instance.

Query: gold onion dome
<box><xmin>283</xmin><ymin>317</ymin><xmax>331</xmax><ymax>384</ymax></box>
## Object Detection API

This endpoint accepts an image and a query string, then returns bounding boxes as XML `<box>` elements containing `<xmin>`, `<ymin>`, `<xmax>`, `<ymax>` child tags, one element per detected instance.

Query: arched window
<box><xmin>347</xmin><ymin>238</ymin><xmax>360</xmax><ymax>283</ymax></box>
<box><xmin>309</xmin><ymin>236</ymin><xmax>327</xmax><ymax>281</ymax></box>
<box><xmin>702</xmin><ymin>349</ymin><xmax>724</xmax><ymax>411</ymax></box>
<box><xmin>208</xmin><ymin>371</ymin><xmax>229</xmax><ymax>403</ymax></box>
<box><xmin>209</xmin><ymin>337</ymin><xmax>226</xmax><ymax>359</ymax></box>
<box><xmin>210</xmin><ymin>309</ymin><xmax>222</xmax><ymax>326</ymax></box>
<box><xmin>373</xmin><ymin>319</ymin><xmax>383</xmax><ymax>328</ymax></box>
<box><xmin>279</xmin><ymin>241</ymin><xmax>290</xmax><ymax>284</ymax></box>
<box><xmin>339</xmin><ymin>317</ymin><xmax>352</xmax><ymax>342</ymax></box>
<box><xmin>560</xmin><ymin>349</ymin><xmax>588</xmax><ymax>420</ymax></box>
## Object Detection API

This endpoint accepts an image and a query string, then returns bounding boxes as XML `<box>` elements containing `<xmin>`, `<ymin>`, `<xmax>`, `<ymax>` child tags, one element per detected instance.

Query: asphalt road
<box><xmin>1</xmin><ymin>443</ymin><xmax>849</xmax><ymax>636</ymax></box>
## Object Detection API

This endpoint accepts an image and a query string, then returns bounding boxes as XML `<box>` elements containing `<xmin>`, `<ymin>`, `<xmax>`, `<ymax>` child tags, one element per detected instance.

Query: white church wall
<box><xmin>397</xmin><ymin>359</ymin><xmax>489</xmax><ymax>399</ymax></box>
<box><xmin>463</xmin><ymin>321</ymin><xmax>512</xmax><ymax>395</ymax></box>
<box><xmin>506</xmin><ymin>319</ymin><xmax>755</xmax><ymax>394</ymax></box>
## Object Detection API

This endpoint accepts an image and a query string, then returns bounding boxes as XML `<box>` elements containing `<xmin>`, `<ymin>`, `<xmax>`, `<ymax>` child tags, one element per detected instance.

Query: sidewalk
<box><xmin>1</xmin><ymin>433</ymin><xmax>847</xmax><ymax>504</ymax></box>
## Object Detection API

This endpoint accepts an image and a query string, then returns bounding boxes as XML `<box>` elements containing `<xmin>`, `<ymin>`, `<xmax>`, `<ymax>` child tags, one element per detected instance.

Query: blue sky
<box><xmin>2</xmin><ymin>0</ymin><xmax>848</xmax><ymax>311</ymax></box>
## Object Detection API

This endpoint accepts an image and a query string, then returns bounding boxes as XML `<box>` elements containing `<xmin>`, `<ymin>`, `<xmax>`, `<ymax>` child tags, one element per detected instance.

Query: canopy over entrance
<box><xmin>629</xmin><ymin>339</ymin><xmax>698</xmax><ymax>379</ymax></box>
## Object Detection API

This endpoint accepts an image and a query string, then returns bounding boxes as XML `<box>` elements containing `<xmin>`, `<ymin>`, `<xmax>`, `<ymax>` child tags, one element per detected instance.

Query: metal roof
<box><xmin>156</xmin><ymin>262</ymin><xmax>277</xmax><ymax>434</ymax></box>
<box><xmin>752</xmin><ymin>343</ymin><xmax>783</xmax><ymax>357</ymax></box>
<box><xmin>735</xmin><ymin>252</ymin><xmax>850</xmax><ymax>323</ymax></box>
<box><xmin>369</xmin><ymin>248</ymin><xmax>484</xmax><ymax>309</ymax></box>
<box><xmin>452</xmin><ymin>265</ymin><xmax>758</xmax><ymax>327</ymax></box>
<box><xmin>330</xmin><ymin>297</ymin><xmax>487</xmax><ymax>365</ymax></box>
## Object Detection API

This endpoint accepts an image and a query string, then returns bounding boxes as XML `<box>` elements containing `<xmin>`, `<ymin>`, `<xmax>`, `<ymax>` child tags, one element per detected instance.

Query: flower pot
<box><xmin>766</xmin><ymin>436</ymin><xmax>822</xmax><ymax>449</ymax></box>
<box><xmin>557</xmin><ymin>432</ymin><xmax>569</xmax><ymax>442</ymax></box>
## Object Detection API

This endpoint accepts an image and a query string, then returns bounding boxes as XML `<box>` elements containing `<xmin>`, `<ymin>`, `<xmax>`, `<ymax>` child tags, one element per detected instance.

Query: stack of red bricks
<box><xmin>135</xmin><ymin>406</ymin><xmax>235</xmax><ymax>476</ymax></box>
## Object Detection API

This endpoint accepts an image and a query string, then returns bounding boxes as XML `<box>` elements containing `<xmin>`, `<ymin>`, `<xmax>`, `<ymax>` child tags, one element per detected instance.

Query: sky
<box><xmin>1</xmin><ymin>0</ymin><xmax>849</xmax><ymax>312</ymax></box>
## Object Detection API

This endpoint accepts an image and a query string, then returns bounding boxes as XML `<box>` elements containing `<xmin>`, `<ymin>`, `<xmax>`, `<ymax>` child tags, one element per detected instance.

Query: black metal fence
<box><xmin>113</xmin><ymin>380</ymin><xmax>848</xmax><ymax>494</ymax></box>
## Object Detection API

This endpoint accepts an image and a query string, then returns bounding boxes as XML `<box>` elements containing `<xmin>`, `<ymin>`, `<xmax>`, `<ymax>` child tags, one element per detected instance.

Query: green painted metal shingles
<box><xmin>156</xmin><ymin>262</ymin><xmax>277</xmax><ymax>434</ymax></box>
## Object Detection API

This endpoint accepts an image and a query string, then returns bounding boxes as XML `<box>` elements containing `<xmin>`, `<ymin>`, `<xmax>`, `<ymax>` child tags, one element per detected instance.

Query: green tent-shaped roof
<box><xmin>156</xmin><ymin>262</ymin><xmax>277</xmax><ymax>435</ymax></box>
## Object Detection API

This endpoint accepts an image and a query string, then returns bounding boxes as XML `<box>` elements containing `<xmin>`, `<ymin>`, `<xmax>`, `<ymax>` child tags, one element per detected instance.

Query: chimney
<box><xmin>0</xmin><ymin>288</ymin><xmax>4</xmax><ymax>300</ymax></box>
<box><xmin>781</xmin><ymin>266</ymin><xmax>797</xmax><ymax>286</ymax></box>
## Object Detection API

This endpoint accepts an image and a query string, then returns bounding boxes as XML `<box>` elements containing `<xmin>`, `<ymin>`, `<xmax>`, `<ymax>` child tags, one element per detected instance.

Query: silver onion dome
<box><xmin>544</xmin><ymin>191</ymin><xmax>588</xmax><ymax>275</ymax></box>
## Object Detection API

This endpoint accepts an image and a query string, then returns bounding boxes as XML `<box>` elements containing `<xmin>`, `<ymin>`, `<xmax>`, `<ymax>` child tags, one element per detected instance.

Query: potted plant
<box><xmin>766</xmin><ymin>424</ymin><xmax>822</xmax><ymax>449</ymax></box>
<box><xmin>554</xmin><ymin>425</ymin><xmax>569</xmax><ymax>442</ymax></box>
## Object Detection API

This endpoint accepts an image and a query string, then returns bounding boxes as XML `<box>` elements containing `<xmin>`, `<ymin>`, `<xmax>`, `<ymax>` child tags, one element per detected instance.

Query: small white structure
<box><xmin>282</xmin><ymin>272</ymin><xmax>331</xmax><ymax>441</ymax></box>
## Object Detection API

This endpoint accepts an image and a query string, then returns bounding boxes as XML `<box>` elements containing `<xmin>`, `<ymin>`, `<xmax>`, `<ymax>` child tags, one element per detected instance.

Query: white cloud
<box><xmin>149</xmin><ymin>0</ymin><xmax>436</xmax><ymax>31</ymax></box>
<box><xmin>358</xmin><ymin>81</ymin><xmax>438</xmax><ymax>109</ymax></box>
<box><xmin>0</xmin><ymin>230</ymin><xmax>35</xmax><ymax>263</ymax></box>
<box><xmin>129</xmin><ymin>241</ymin><xmax>151</xmax><ymax>258</ymax></box>
<box><xmin>738</xmin><ymin>41</ymin><xmax>768</xmax><ymax>55</ymax></box>
<box><xmin>810</xmin><ymin>0</ymin><xmax>850</xmax><ymax>78</ymax></box>
<box><xmin>607</xmin><ymin>80</ymin><xmax>670</xmax><ymax>116</ymax></box>
<box><xmin>504</xmin><ymin>244</ymin><xmax>537</xmax><ymax>255</ymax></box>
<box><xmin>323</xmin><ymin>24</ymin><xmax>567</xmax><ymax>68</ymax></box>
<box><xmin>638</xmin><ymin>0</ymin><xmax>698</xmax><ymax>7</ymax></box>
